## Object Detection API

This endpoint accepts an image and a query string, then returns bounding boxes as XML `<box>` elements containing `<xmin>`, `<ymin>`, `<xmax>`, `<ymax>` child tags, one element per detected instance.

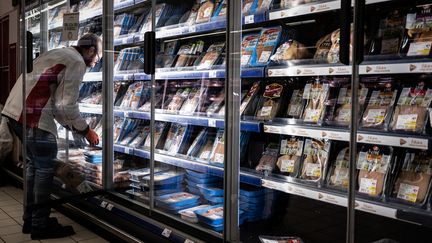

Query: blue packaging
<box><xmin>239</xmin><ymin>195</ymin><xmax>264</xmax><ymax>204</ymax></box>
<box><xmin>250</xmin><ymin>26</ymin><xmax>283</xmax><ymax>67</ymax></box>
<box><xmin>157</xmin><ymin>201</ymin><xmax>200</xmax><ymax>213</ymax></box>
<box><xmin>195</xmin><ymin>205</ymin><xmax>224</xmax><ymax>226</ymax></box>
<box><xmin>203</xmin><ymin>194</ymin><xmax>224</xmax><ymax>205</ymax></box>
<box><xmin>186</xmin><ymin>174</ymin><xmax>221</xmax><ymax>184</ymax></box>
<box><xmin>240</xmin><ymin>185</ymin><xmax>265</xmax><ymax>198</ymax></box>
<box><xmin>142</xmin><ymin>171</ymin><xmax>184</xmax><ymax>186</ymax></box>
<box><xmin>179</xmin><ymin>204</ymin><xmax>211</xmax><ymax>223</ymax></box>
<box><xmin>156</xmin><ymin>192</ymin><xmax>200</xmax><ymax>209</ymax></box>
<box><xmin>197</xmin><ymin>184</ymin><xmax>223</xmax><ymax>197</ymax></box>
<box><xmin>186</xmin><ymin>170</ymin><xmax>216</xmax><ymax>179</ymax></box>
<box><xmin>187</xmin><ymin>185</ymin><xmax>201</xmax><ymax>195</ymax></box>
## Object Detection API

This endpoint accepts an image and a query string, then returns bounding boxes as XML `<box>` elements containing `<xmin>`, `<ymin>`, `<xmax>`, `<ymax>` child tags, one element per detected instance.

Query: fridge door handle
<box><xmin>144</xmin><ymin>31</ymin><xmax>156</xmax><ymax>75</ymax></box>
<box><xmin>26</xmin><ymin>31</ymin><xmax>33</xmax><ymax>73</ymax></box>
<box><xmin>339</xmin><ymin>0</ymin><xmax>352</xmax><ymax>65</ymax></box>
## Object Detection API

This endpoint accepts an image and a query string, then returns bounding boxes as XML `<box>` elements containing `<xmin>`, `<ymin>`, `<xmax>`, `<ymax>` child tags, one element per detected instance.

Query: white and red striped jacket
<box><xmin>2</xmin><ymin>47</ymin><xmax>89</xmax><ymax>136</ymax></box>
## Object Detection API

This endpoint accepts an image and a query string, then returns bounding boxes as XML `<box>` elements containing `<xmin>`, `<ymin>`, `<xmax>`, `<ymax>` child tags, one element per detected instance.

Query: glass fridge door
<box><xmin>352</xmin><ymin>0</ymin><xmax>432</xmax><ymax>242</ymax></box>
<box><xmin>239</xmin><ymin>0</ymin><xmax>354</xmax><ymax>242</ymax></box>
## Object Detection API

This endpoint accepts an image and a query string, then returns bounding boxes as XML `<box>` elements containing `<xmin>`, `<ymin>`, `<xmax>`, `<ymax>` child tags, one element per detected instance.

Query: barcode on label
<box><xmin>245</xmin><ymin>15</ymin><xmax>254</xmax><ymax>24</ymax></box>
<box><xmin>106</xmin><ymin>204</ymin><xmax>114</xmax><ymax>211</ymax></box>
<box><xmin>208</xmin><ymin>119</ymin><xmax>216</xmax><ymax>127</ymax></box>
<box><xmin>100</xmin><ymin>201</ymin><xmax>108</xmax><ymax>208</ymax></box>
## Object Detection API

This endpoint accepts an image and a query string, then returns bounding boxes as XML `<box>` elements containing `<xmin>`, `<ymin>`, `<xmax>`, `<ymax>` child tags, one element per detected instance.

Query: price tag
<box><xmin>209</xmin><ymin>70</ymin><xmax>218</xmax><ymax>78</ymax></box>
<box><xmin>189</xmin><ymin>25</ymin><xmax>196</xmax><ymax>33</ymax></box>
<box><xmin>162</xmin><ymin>228</ymin><xmax>172</xmax><ymax>238</ymax></box>
<box><xmin>62</xmin><ymin>12</ymin><xmax>79</xmax><ymax>41</ymax></box>
<box><xmin>245</xmin><ymin>15</ymin><xmax>254</xmax><ymax>24</ymax></box>
<box><xmin>208</xmin><ymin>119</ymin><xmax>216</xmax><ymax>127</ymax></box>
<box><xmin>123</xmin><ymin>74</ymin><xmax>130</xmax><ymax>80</ymax></box>
<box><xmin>124</xmin><ymin>111</ymin><xmax>130</xmax><ymax>117</ymax></box>
<box><xmin>100</xmin><ymin>201</ymin><xmax>108</xmax><ymax>208</ymax></box>
<box><xmin>106</xmin><ymin>203</ymin><xmax>114</xmax><ymax>211</ymax></box>
<box><xmin>125</xmin><ymin>147</ymin><xmax>131</xmax><ymax>154</ymax></box>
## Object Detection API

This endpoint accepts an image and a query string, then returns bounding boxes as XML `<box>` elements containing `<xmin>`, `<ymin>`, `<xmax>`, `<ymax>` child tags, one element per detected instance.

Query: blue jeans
<box><xmin>8</xmin><ymin>118</ymin><xmax>57</xmax><ymax>228</ymax></box>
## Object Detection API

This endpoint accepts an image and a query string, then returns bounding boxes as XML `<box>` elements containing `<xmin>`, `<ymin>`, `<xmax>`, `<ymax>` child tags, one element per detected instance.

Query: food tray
<box><xmin>195</xmin><ymin>205</ymin><xmax>224</xmax><ymax>226</ymax></box>
<box><xmin>155</xmin><ymin>192</ymin><xmax>200</xmax><ymax>208</ymax></box>
<box><xmin>179</xmin><ymin>204</ymin><xmax>210</xmax><ymax>223</ymax></box>
<box><xmin>197</xmin><ymin>184</ymin><xmax>224</xmax><ymax>197</ymax></box>
<box><xmin>240</xmin><ymin>185</ymin><xmax>266</xmax><ymax>198</ymax></box>
<box><xmin>187</xmin><ymin>185</ymin><xmax>201</xmax><ymax>195</ymax></box>
<box><xmin>203</xmin><ymin>194</ymin><xmax>224</xmax><ymax>205</ymax></box>
<box><xmin>142</xmin><ymin>171</ymin><xmax>185</xmax><ymax>185</ymax></box>
<box><xmin>186</xmin><ymin>170</ymin><xmax>217</xmax><ymax>179</ymax></box>
<box><xmin>157</xmin><ymin>201</ymin><xmax>200</xmax><ymax>212</ymax></box>
<box><xmin>186</xmin><ymin>174</ymin><xmax>221</xmax><ymax>184</ymax></box>
<box><xmin>240</xmin><ymin>195</ymin><xmax>264</xmax><ymax>204</ymax></box>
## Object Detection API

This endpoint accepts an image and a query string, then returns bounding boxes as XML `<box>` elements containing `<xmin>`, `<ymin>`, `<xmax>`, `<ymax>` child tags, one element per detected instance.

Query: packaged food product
<box><xmin>180</xmin><ymin>88</ymin><xmax>204</xmax><ymax>115</ymax></box>
<box><xmin>276</xmin><ymin>137</ymin><xmax>304</xmax><ymax>176</ymax></box>
<box><xmin>255</xmin><ymin>0</ymin><xmax>274</xmax><ymax>13</ymax></box>
<box><xmin>327</xmin><ymin>28</ymin><xmax>341</xmax><ymax>64</ymax></box>
<box><xmin>194</xmin><ymin>205</ymin><xmax>224</xmax><ymax>226</ymax></box>
<box><xmin>195</xmin><ymin>0</ymin><xmax>215</xmax><ymax>24</ymax></box>
<box><xmin>155</xmin><ymin>192</ymin><xmax>200</xmax><ymax>210</ymax></box>
<box><xmin>252</xmin><ymin>27</ymin><xmax>283</xmax><ymax>66</ymax></box>
<box><xmin>163</xmin><ymin>124</ymin><xmax>189</xmax><ymax>154</ymax></box>
<box><xmin>197</xmin><ymin>184</ymin><xmax>223</xmax><ymax>197</ymax></box>
<box><xmin>142</xmin><ymin>171</ymin><xmax>185</xmax><ymax>186</ymax></box>
<box><xmin>143</xmin><ymin>122</ymin><xmax>168</xmax><ymax>149</ymax></box>
<box><xmin>197</xmin><ymin>42</ymin><xmax>225</xmax><ymax>70</ymax></box>
<box><xmin>209</xmin><ymin>129</ymin><xmax>224</xmax><ymax>166</ymax></box>
<box><xmin>259</xmin><ymin>235</ymin><xmax>304</xmax><ymax>243</ymax></box>
<box><xmin>327</xmin><ymin>147</ymin><xmax>350</xmax><ymax>190</ymax></box>
<box><xmin>180</xmin><ymin>2</ymin><xmax>200</xmax><ymax>25</ymax></box>
<box><xmin>286</xmin><ymin>88</ymin><xmax>305</xmax><ymax>119</ymax></box>
<box><xmin>240</xmin><ymin>82</ymin><xmax>261</xmax><ymax>116</ymax></box>
<box><xmin>270</xmin><ymin>40</ymin><xmax>310</xmax><ymax>63</ymax></box>
<box><xmin>242</xmin><ymin>0</ymin><xmax>256</xmax><ymax>15</ymax></box>
<box><xmin>213</xmin><ymin>0</ymin><xmax>227</xmax><ymax>17</ymax></box>
<box><xmin>357</xmin><ymin>145</ymin><xmax>392</xmax><ymax>197</ymax></box>
<box><xmin>205</xmin><ymin>91</ymin><xmax>224</xmax><ymax>116</ymax></box>
<box><xmin>391</xmin><ymin>151</ymin><xmax>432</xmax><ymax>204</ymax></box>
<box><xmin>167</xmin><ymin>88</ymin><xmax>191</xmax><ymax>112</ymax></box>
<box><xmin>241</xmin><ymin>33</ymin><xmax>260</xmax><ymax>66</ymax></box>
<box><xmin>400</xmin><ymin>4</ymin><xmax>432</xmax><ymax>57</ymax></box>
<box><xmin>325</xmin><ymin>85</ymin><xmax>369</xmax><ymax>127</ymax></box>
<box><xmin>368</xmin><ymin>10</ymin><xmax>405</xmax><ymax>55</ymax></box>
<box><xmin>313</xmin><ymin>33</ymin><xmax>332</xmax><ymax>61</ymax></box>
<box><xmin>255</xmin><ymin>143</ymin><xmax>279</xmax><ymax>172</ymax></box>
<box><xmin>300</xmin><ymin>138</ymin><xmax>330</xmax><ymax>182</ymax></box>
<box><xmin>390</xmin><ymin>82</ymin><xmax>432</xmax><ymax>133</ymax></box>
<box><xmin>255</xmin><ymin>82</ymin><xmax>286</xmax><ymax>121</ymax></box>
<box><xmin>113</xmin><ymin>118</ymin><xmax>125</xmax><ymax>142</ymax></box>
<box><xmin>302</xmin><ymin>79</ymin><xmax>330</xmax><ymax>124</ymax></box>
<box><xmin>179</xmin><ymin>205</ymin><xmax>211</xmax><ymax>223</ymax></box>
<box><xmin>361</xmin><ymin>82</ymin><xmax>397</xmax><ymax>130</ymax></box>
<box><xmin>129</xmin><ymin>126</ymin><xmax>150</xmax><ymax>148</ymax></box>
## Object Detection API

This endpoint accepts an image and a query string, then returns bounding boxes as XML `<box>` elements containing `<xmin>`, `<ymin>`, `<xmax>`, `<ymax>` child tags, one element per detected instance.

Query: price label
<box><xmin>124</xmin><ymin>111</ymin><xmax>130</xmax><ymax>117</ymax></box>
<box><xmin>208</xmin><ymin>119</ymin><xmax>216</xmax><ymax>127</ymax></box>
<box><xmin>125</xmin><ymin>147</ymin><xmax>131</xmax><ymax>154</ymax></box>
<box><xmin>209</xmin><ymin>70</ymin><xmax>218</xmax><ymax>78</ymax></box>
<box><xmin>189</xmin><ymin>25</ymin><xmax>196</xmax><ymax>33</ymax></box>
<box><xmin>106</xmin><ymin>203</ymin><xmax>114</xmax><ymax>211</ymax></box>
<box><xmin>100</xmin><ymin>201</ymin><xmax>108</xmax><ymax>208</ymax></box>
<box><xmin>245</xmin><ymin>15</ymin><xmax>254</xmax><ymax>24</ymax></box>
<box><xmin>162</xmin><ymin>228</ymin><xmax>172</xmax><ymax>238</ymax></box>
<box><xmin>123</xmin><ymin>74</ymin><xmax>130</xmax><ymax>80</ymax></box>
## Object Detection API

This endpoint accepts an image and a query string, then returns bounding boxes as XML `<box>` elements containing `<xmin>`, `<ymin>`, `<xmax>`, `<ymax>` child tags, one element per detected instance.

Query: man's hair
<box><xmin>77</xmin><ymin>33</ymin><xmax>101</xmax><ymax>52</ymax></box>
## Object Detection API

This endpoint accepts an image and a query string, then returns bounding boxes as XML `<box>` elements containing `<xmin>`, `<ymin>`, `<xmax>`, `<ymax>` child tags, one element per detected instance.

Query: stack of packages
<box><xmin>114</xmin><ymin>13</ymin><xmax>137</xmax><ymax>38</ymax></box>
<box><xmin>128</xmin><ymin>170</ymin><xmax>186</xmax><ymax>201</ymax></box>
<box><xmin>114</xmin><ymin>47</ymin><xmax>145</xmax><ymax>71</ymax></box>
<box><xmin>185</xmin><ymin>170</ymin><xmax>222</xmax><ymax>203</ymax></box>
<box><xmin>240</xmin><ymin>185</ymin><xmax>274</xmax><ymax>222</ymax></box>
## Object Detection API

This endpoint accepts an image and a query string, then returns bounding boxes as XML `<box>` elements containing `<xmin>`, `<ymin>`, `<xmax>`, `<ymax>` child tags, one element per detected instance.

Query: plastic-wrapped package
<box><xmin>252</xmin><ymin>27</ymin><xmax>283</xmax><ymax>67</ymax></box>
<box><xmin>314</xmin><ymin>33</ymin><xmax>332</xmax><ymax>61</ymax></box>
<box><xmin>276</xmin><ymin>136</ymin><xmax>304</xmax><ymax>177</ymax></box>
<box><xmin>210</xmin><ymin>129</ymin><xmax>225</xmax><ymax>166</ymax></box>
<box><xmin>179</xmin><ymin>205</ymin><xmax>211</xmax><ymax>223</ymax></box>
<box><xmin>368</xmin><ymin>10</ymin><xmax>405</xmax><ymax>55</ymax></box>
<box><xmin>180</xmin><ymin>87</ymin><xmax>205</xmax><ymax>115</ymax></box>
<box><xmin>270</xmin><ymin>40</ymin><xmax>310</xmax><ymax>63</ymax></box>
<box><xmin>205</xmin><ymin>91</ymin><xmax>224</xmax><ymax>116</ymax></box>
<box><xmin>391</xmin><ymin>151</ymin><xmax>432</xmax><ymax>205</ymax></box>
<box><xmin>129</xmin><ymin>126</ymin><xmax>150</xmax><ymax>148</ymax></box>
<box><xmin>241</xmin><ymin>33</ymin><xmax>260</xmax><ymax>67</ymax></box>
<box><xmin>390</xmin><ymin>82</ymin><xmax>432</xmax><ymax>134</ymax></box>
<box><xmin>356</xmin><ymin>145</ymin><xmax>393</xmax><ymax>198</ymax></box>
<box><xmin>186</xmin><ymin>128</ymin><xmax>208</xmax><ymax>157</ymax></box>
<box><xmin>327</xmin><ymin>28</ymin><xmax>341</xmax><ymax>64</ymax></box>
<box><xmin>113</xmin><ymin>118</ymin><xmax>125</xmax><ymax>142</ymax></box>
<box><xmin>255</xmin><ymin>143</ymin><xmax>279</xmax><ymax>172</ymax></box>
<box><xmin>400</xmin><ymin>4</ymin><xmax>432</xmax><ymax>57</ymax></box>
<box><xmin>197</xmin><ymin>42</ymin><xmax>225</xmax><ymax>70</ymax></box>
<box><xmin>301</xmin><ymin>79</ymin><xmax>330</xmax><ymax>124</ymax></box>
<box><xmin>143</xmin><ymin>122</ymin><xmax>168</xmax><ymax>149</ymax></box>
<box><xmin>242</xmin><ymin>0</ymin><xmax>256</xmax><ymax>15</ymax></box>
<box><xmin>327</xmin><ymin>147</ymin><xmax>350</xmax><ymax>190</ymax></box>
<box><xmin>325</xmin><ymin>83</ymin><xmax>368</xmax><ymax>127</ymax></box>
<box><xmin>255</xmin><ymin>82</ymin><xmax>287</xmax><ymax>121</ymax></box>
<box><xmin>360</xmin><ymin>80</ymin><xmax>397</xmax><ymax>130</ymax></box>
<box><xmin>195</xmin><ymin>0</ymin><xmax>215</xmax><ymax>24</ymax></box>
<box><xmin>300</xmin><ymin>138</ymin><xmax>331</xmax><ymax>183</ymax></box>
<box><xmin>240</xmin><ymin>82</ymin><xmax>261</xmax><ymax>116</ymax></box>
<box><xmin>259</xmin><ymin>235</ymin><xmax>304</xmax><ymax>243</ymax></box>
<box><xmin>163</xmin><ymin>124</ymin><xmax>189</xmax><ymax>155</ymax></box>
<box><xmin>213</xmin><ymin>0</ymin><xmax>227</xmax><ymax>17</ymax></box>
<box><xmin>286</xmin><ymin>88</ymin><xmax>305</xmax><ymax>119</ymax></box>
<box><xmin>175</xmin><ymin>41</ymin><xmax>205</xmax><ymax>68</ymax></box>
<box><xmin>179</xmin><ymin>2</ymin><xmax>200</xmax><ymax>25</ymax></box>
<box><xmin>167</xmin><ymin>89</ymin><xmax>191</xmax><ymax>112</ymax></box>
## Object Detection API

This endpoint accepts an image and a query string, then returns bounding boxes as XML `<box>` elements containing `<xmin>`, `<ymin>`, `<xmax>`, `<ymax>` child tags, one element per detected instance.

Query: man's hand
<box><xmin>86</xmin><ymin>129</ymin><xmax>99</xmax><ymax>146</ymax></box>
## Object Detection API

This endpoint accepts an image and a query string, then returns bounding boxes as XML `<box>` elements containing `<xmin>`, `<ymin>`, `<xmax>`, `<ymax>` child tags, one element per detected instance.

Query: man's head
<box><xmin>77</xmin><ymin>33</ymin><xmax>102</xmax><ymax>68</ymax></box>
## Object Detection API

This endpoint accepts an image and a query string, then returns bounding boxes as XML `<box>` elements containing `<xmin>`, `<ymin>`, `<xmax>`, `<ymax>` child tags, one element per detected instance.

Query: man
<box><xmin>1</xmin><ymin>33</ymin><xmax>101</xmax><ymax>240</ymax></box>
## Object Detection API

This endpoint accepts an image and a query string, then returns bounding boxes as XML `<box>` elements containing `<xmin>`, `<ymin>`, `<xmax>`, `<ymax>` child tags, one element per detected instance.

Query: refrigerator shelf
<box><xmin>264</xmin><ymin>123</ymin><xmax>430</xmax><ymax>150</ymax></box>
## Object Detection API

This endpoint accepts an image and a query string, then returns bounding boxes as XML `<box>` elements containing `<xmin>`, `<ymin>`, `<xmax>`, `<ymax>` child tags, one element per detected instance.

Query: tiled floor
<box><xmin>0</xmin><ymin>186</ymin><xmax>109</xmax><ymax>243</ymax></box>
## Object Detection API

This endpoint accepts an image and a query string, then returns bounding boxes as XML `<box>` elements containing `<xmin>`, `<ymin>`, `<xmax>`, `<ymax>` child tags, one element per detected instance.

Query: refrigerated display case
<box><xmin>11</xmin><ymin>0</ymin><xmax>432</xmax><ymax>242</ymax></box>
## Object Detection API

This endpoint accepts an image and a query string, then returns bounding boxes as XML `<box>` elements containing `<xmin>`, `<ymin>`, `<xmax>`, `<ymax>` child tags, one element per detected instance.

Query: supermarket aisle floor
<box><xmin>0</xmin><ymin>185</ymin><xmax>109</xmax><ymax>243</ymax></box>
